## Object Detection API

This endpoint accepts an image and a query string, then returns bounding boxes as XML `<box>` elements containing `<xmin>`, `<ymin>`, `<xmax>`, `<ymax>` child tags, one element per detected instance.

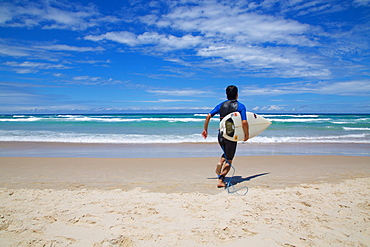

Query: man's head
<box><xmin>226</xmin><ymin>85</ymin><xmax>238</xmax><ymax>100</ymax></box>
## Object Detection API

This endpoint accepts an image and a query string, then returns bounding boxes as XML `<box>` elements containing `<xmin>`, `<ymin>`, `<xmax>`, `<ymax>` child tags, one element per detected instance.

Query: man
<box><xmin>202</xmin><ymin>85</ymin><xmax>249</xmax><ymax>188</ymax></box>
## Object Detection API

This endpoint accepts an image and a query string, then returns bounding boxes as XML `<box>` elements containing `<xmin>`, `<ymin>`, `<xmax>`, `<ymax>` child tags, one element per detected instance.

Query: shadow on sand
<box><xmin>208</xmin><ymin>172</ymin><xmax>270</xmax><ymax>186</ymax></box>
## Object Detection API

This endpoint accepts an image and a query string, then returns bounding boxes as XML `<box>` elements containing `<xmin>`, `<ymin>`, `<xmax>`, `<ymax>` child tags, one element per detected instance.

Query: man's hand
<box><xmin>243</xmin><ymin>134</ymin><xmax>249</xmax><ymax>142</ymax></box>
<box><xmin>202</xmin><ymin>130</ymin><xmax>208</xmax><ymax>139</ymax></box>
<box><xmin>242</xmin><ymin>120</ymin><xmax>249</xmax><ymax>142</ymax></box>
<box><xmin>202</xmin><ymin>114</ymin><xmax>212</xmax><ymax>139</ymax></box>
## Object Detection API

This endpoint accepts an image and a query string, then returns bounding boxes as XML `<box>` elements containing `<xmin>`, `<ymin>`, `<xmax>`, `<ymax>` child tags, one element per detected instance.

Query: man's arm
<box><xmin>202</xmin><ymin>113</ymin><xmax>212</xmax><ymax>139</ymax></box>
<box><xmin>242</xmin><ymin>120</ymin><xmax>249</xmax><ymax>141</ymax></box>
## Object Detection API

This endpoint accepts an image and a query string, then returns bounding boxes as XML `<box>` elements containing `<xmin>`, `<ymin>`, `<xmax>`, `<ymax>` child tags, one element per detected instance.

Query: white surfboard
<box><xmin>220</xmin><ymin>112</ymin><xmax>271</xmax><ymax>141</ymax></box>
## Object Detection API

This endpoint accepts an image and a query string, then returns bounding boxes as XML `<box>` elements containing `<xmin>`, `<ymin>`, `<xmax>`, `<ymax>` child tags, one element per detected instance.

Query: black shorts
<box><xmin>218</xmin><ymin>132</ymin><xmax>237</xmax><ymax>161</ymax></box>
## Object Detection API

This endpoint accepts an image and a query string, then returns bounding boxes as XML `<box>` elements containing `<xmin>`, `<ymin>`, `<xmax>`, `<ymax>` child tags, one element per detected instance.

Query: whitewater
<box><xmin>0</xmin><ymin>113</ymin><xmax>369</xmax><ymax>145</ymax></box>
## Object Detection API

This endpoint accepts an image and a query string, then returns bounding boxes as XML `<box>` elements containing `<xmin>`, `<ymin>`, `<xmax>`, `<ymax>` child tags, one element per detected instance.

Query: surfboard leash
<box><xmin>224</xmin><ymin>161</ymin><xmax>249</xmax><ymax>196</ymax></box>
<box><xmin>220</xmin><ymin>144</ymin><xmax>248</xmax><ymax>196</ymax></box>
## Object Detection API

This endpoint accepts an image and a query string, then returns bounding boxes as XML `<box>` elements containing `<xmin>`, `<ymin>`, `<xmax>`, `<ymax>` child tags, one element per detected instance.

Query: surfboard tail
<box><xmin>220</xmin><ymin>112</ymin><xmax>272</xmax><ymax>141</ymax></box>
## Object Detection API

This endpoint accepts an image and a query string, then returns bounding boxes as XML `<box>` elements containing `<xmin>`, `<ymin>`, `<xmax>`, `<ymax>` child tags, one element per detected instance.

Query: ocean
<box><xmin>0</xmin><ymin>113</ymin><xmax>369</xmax><ymax>157</ymax></box>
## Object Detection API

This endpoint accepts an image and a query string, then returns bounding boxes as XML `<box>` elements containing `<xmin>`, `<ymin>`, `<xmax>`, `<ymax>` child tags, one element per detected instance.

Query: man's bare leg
<box><xmin>215</xmin><ymin>156</ymin><xmax>226</xmax><ymax>175</ymax></box>
<box><xmin>217</xmin><ymin>160</ymin><xmax>232</xmax><ymax>188</ymax></box>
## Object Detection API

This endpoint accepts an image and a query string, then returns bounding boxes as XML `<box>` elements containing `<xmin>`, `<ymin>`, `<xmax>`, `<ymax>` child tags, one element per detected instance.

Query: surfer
<box><xmin>202</xmin><ymin>85</ymin><xmax>249</xmax><ymax>188</ymax></box>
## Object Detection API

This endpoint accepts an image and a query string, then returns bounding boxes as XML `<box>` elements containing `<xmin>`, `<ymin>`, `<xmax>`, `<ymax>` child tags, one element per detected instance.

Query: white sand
<box><xmin>0</xmin><ymin>156</ymin><xmax>369</xmax><ymax>246</ymax></box>
<box><xmin>0</xmin><ymin>178</ymin><xmax>369</xmax><ymax>246</ymax></box>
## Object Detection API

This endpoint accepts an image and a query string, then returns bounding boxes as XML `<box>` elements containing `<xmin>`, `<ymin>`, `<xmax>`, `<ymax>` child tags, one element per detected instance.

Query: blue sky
<box><xmin>0</xmin><ymin>0</ymin><xmax>369</xmax><ymax>114</ymax></box>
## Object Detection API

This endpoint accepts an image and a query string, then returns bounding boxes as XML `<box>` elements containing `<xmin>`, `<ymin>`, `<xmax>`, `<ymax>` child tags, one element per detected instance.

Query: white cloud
<box><xmin>3</xmin><ymin>61</ymin><xmax>69</xmax><ymax>73</ymax></box>
<box><xmin>251</xmin><ymin>104</ymin><xmax>286</xmax><ymax>111</ymax></box>
<box><xmin>153</xmin><ymin>1</ymin><xmax>330</xmax><ymax>78</ymax></box>
<box><xmin>196</xmin><ymin>45</ymin><xmax>332</xmax><ymax>78</ymax></box>
<box><xmin>0</xmin><ymin>0</ymin><xmax>121</xmax><ymax>30</ymax></box>
<box><xmin>33</xmin><ymin>44</ymin><xmax>104</xmax><ymax>52</ymax></box>
<box><xmin>135</xmin><ymin>99</ymin><xmax>197</xmax><ymax>103</ymax></box>
<box><xmin>69</xmin><ymin>75</ymin><xmax>131</xmax><ymax>86</ymax></box>
<box><xmin>0</xmin><ymin>81</ymin><xmax>55</xmax><ymax>88</ymax></box>
<box><xmin>242</xmin><ymin>79</ymin><xmax>370</xmax><ymax>96</ymax></box>
<box><xmin>75</xmin><ymin>59</ymin><xmax>111</xmax><ymax>64</ymax></box>
<box><xmin>316</xmin><ymin>80</ymin><xmax>370</xmax><ymax>96</ymax></box>
<box><xmin>261</xmin><ymin>105</ymin><xmax>285</xmax><ymax>111</ymax></box>
<box><xmin>0</xmin><ymin>42</ymin><xmax>30</xmax><ymax>57</ymax></box>
<box><xmin>0</xmin><ymin>81</ymin><xmax>63</xmax><ymax>109</ymax></box>
<box><xmin>73</xmin><ymin>76</ymin><xmax>101</xmax><ymax>81</ymax></box>
<box><xmin>254</xmin><ymin>0</ymin><xmax>346</xmax><ymax>17</ymax></box>
<box><xmin>162</xmin><ymin>3</ymin><xmax>315</xmax><ymax>46</ymax></box>
<box><xmin>13</xmin><ymin>68</ymin><xmax>39</xmax><ymax>74</ymax></box>
<box><xmin>2</xmin><ymin>0</ymin><xmax>367</xmax><ymax>80</ymax></box>
<box><xmin>159</xmin><ymin>34</ymin><xmax>202</xmax><ymax>51</ymax></box>
<box><xmin>85</xmin><ymin>31</ymin><xmax>202</xmax><ymax>51</ymax></box>
<box><xmin>5</xmin><ymin>61</ymin><xmax>64</xmax><ymax>69</ymax></box>
<box><xmin>0</xmin><ymin>40</ymin><xmax>106</xmax><ymax>71</ymax></box>
<box><xmin>85</xmin><ymin>12</ymin><xmax>323</xmax><ymax>77</ymax></box>
<box><xmin>198</xmin><ymin>45</ymin><xmax>300</xmax><ymax>67</ymax></box>
<box><xmin>243</xmin><ymin>88</ymin><xmax>287</xmax><ymax>96</ymax></box>
<box><xmin>353</xmin><ymin>0</ymin><xmax>370</xmax><ymax>6</ymax></box>
<box><xmin>85</xmin><ymin>31</ymin><xmax>137</xmax><ymax>45</ymax></box>
<box><xmin>147</xmin><ymin>89</ymin><xmax>208</xmax><ymax>97</ymax></box>
<box><xmin>83</xmin><ymin>0</ymin><xmax>338</xmax><ymax>78</ymax></box>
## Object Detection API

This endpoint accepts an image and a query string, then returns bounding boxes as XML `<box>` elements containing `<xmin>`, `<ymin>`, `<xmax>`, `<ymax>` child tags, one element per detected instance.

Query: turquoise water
<box><xmin>0</xmin><ymin>114</ymin><xmax>370</xmax><ymax>144</ymax></box>
<box><xmin>0</xmin><ymin>113</ymin><xmax>369</xmax><ymax>157</ymax></box>
<box><xmin>0</xmin><ymin>113</ymin><xmax>369</xmax><ymax>144</ymax></box>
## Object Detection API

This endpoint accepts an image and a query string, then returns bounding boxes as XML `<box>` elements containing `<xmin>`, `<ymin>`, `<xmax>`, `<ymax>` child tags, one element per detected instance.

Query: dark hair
<box><xmin>226</xmin><ymin>85</ymin><xmax>238</xmax><ymax>100</ymax></box>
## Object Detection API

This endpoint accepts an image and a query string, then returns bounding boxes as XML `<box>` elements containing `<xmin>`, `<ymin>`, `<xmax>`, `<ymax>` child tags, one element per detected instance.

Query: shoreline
<box><xmin>1</xmin><ymin>141</ymin><xmax>369</xmax><ymax>158</ymax></box>
<box><xmin>1</xmin><ymin>155</ymin><xmax>369</xmax><ymax>193</ymax></box>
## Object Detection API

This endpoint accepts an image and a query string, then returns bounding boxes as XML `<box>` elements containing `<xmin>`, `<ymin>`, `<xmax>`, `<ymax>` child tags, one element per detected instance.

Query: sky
<box><xmin>0</xmin><ymin>0</ymin><xmax>369</xmax><ymax>114</ymax></box>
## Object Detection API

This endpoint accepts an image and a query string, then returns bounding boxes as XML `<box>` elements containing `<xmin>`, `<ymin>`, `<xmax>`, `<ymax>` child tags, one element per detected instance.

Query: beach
<box><xmin>1</xmin><ymin>154</ymin><xmax>369</xmax><ymax>246</ymax></box>
<box><xmin>0</xmin><ymin>113</ymin><xmax>369</xmax><ymax>246</ymax></box>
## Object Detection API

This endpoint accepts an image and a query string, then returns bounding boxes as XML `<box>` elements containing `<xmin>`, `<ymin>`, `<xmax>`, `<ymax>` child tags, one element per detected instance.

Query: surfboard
<box><xmin>220</xmin><ymin>112</ymin><xmax>271</xmax><ymax>141</ymax></box>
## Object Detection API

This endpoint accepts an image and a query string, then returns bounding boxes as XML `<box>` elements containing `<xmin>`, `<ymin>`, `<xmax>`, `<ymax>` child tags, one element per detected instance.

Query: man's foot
<box><xmin>217</xmin><ymin>175</ymin><xmax>226</xmax><ymax>188</ymax></box>
<box><xmin>217</xmin><ymin>180</ymin><xmax>227</xmax><ymax>188</ymax></box>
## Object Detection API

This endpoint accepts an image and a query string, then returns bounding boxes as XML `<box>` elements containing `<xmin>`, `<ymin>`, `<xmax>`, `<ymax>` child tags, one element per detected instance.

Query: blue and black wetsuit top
<box><xmin>210</xmin><ymin>100</ymin><xmax>247</xmax><ymax>121</ymax></box>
